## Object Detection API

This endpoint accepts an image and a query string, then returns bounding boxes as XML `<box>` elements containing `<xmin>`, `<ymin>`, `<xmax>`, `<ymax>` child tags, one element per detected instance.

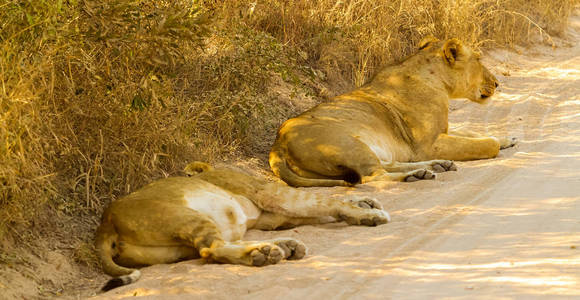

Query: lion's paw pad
<box><xmin>405</xmin><ymin>169</ymin><xmax>435</xmax><ymax>182</ymax></box>
<box><xmin>250</xmin><ymin>244</ymin><xmax>283</xmax><ymax>266</ymax></box>
<box><xmin>274</xmin><ymin>239</ymin><xmax>307</xmax><ymax>260</ymax></box>
<box><xmin>351</xmin><ymin>198</ymin><xmax>383</xmax><ymax>210</ymax></box>
<box><xmin>432</xmin><ymin>160</ymin><xmax>457</xmax><ymax>172</ymax></box>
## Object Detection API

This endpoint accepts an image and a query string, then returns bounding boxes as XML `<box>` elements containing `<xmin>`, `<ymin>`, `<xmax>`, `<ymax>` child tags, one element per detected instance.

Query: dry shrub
<box><xmin>0</xmin><ymin>0</ymin><xmax>309</xmax><ymax>242</ymax></box>
<box><xmin>0</xmin><ymin>0</ymin><xmax>575</xmax><ymax>285</ymax></box>
<box><xmin>232</xmin><ymin>0</ymin><xmax>575</xmax><ymax>87</ymax></box>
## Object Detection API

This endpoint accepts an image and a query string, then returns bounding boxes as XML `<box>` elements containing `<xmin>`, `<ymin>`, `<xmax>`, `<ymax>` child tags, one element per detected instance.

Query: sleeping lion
<box><xmin>96</xmin><ymin>162</ymin><xmax>390</xmax><ymax>291</ymax></box>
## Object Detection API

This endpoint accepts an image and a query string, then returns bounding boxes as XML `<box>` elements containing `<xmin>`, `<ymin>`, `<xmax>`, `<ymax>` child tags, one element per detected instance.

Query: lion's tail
<box><xmin>96</xmin><ymin>209</ymin><xmax>142</xmax><ymax>292</ymax></box>
<box><xmin>269</xmin><ymin>143</ymin><xmax>353</xmax><ymax>187</ymax></box>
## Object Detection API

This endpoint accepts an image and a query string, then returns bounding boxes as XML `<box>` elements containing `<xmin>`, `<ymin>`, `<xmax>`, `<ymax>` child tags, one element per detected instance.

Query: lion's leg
<box><xmin>280</xmin><ymin>130</ymin><xmax>443</xmax><ymax>185</ymax></box>
<box><xmin>253</xmin><ymin>212</ymin><xmax>333</xmax><ymax>230</ymax></box>
<box><xmin>281</xmin><ymin>132</ymin><xmax>410</xmax><ymax>186</ymax></box>
<box><xmin>381</xmin><ymin>160</ymin><xmax>457</xmax><ymax>173</ymax></box>
<box><xmin>114</xmin><ymin>243</ymin><xmax>199</xmax><ymax>267</ymax></box>
<box><xmin>449</xmin><ymin>129</ymin><xmax>517</xmax><ymax>150</ymax></box>
<box><xmin>448</xmin><ymin>129</ymin><xmax>484</xmax><ymax>138</ymax></box>
<box><xmin>361</xmin><ymin>168</ymin><xmax>436</xmax><ymax>183</ymax></box>
<box><xmin>253</xmin><ymin>183</ymin><xmax>390</xmax><ymax>227</ymax></box>
<box><xmin>206</xmin><ymin>238</ymin><xmax>307</xmax><ymax>264</ymax></box>
<box><xmin>431</xmin><ymin>133</ymin><xmax>515</xmax><ymax>161</ymax></box>
<box><xmin>201</xmin><ymin>240</ymin><xmax>289</xmax><ymax>266</ymax></box>
<box><xmin>322</xmin><ymin>140</ymin><xmax>441</xmax><ymax>184</ymax></box>
<box><xmin>172</xmin><ymin>213</ymin><xmax>298</xmax><ymax>266</ymax></box>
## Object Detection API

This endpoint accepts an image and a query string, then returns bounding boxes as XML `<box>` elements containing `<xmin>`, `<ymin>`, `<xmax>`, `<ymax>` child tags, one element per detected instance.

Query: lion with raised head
<box><xmin>269</xmin><ymin>37</ymin><xmax>516</xmax><ymax>187</ymax></box>
<box><xmin>96</xmin><ymin>162</ymin><xmax>389</xmax><ymax>291</ymax></box>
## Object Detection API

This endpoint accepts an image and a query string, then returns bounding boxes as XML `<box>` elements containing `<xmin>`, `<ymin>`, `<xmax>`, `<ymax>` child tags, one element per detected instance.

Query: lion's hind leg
<box><xmin>362</xmin><ymin>168</ymin><xmax>437</xmax><ymax>183</ymax></box>
<box><xmin>365</xmin><ymin>159</ymin><xmax>457</xmax><ymax>183</ymax></box>
<box><xmin>201</xmin><ymin>238</ymin><xmax>306</xmax><ymax>266</ymax></box>
<box><xmin>170</xmin><ymin>209</ymin><xmax>303</xmax><ymax>266</ymax></box>
<box><xmin>172</xmin><ymin>214</ymin><xmax>291</xmax><ymax>266</ymax></box>
<box><xmin>381</xmin><ymin>160</ymin><xmax>457</xmax><ymax>173</ymax></box>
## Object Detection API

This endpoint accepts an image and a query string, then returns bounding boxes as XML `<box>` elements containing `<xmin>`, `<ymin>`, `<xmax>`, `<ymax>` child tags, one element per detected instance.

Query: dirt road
<box><xmin>95</xmin><ymin>17</ymin><xmax>580</xmax><ymax>300</ymax></box>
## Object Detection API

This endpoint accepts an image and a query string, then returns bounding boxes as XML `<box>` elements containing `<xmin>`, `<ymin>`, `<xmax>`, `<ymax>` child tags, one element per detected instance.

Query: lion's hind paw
<box><xmin>250</xmin><ymin>244</ymin><xmax>284</xmax><ymax>266</ymax></box>
<box><xmin>431</xmin><ymin>160</ymin><xmax>457</xmax><ymax>172</ymax></box>
<box><xmin>273</xmin><ymin>238</ymin><xmax>307</xmax><ymax>260</ymax></box>
<box><xmin>404</xmin><ymin>169</ymin><xmax>435</xmax><ymax>182</ymax></box>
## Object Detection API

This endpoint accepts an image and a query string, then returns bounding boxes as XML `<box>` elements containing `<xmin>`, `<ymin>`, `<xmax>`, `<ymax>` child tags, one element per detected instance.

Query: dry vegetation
<box><xmin>0</xmin><ymin>0</ymin><xmax>576</xmax><ymax>298</ymax></box>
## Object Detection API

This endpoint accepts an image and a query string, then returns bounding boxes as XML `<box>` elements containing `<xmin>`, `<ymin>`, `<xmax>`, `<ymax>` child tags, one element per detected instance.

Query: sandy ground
<box><xmin>94</xmin><ymin>18</ymin><xmax>580</xmax><ymax>300</ymax></box>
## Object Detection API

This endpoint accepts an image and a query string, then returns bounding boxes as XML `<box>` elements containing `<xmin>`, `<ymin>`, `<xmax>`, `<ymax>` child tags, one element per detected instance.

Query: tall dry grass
<box><xmin>0</xmin><ymin>0</ymin><xmax>576</xmax><ymax>270</ymax></box>
<box><xmin>230</xmin><ymin>0</ymin><xmax>575</xmax><ymax>85</ymax></box>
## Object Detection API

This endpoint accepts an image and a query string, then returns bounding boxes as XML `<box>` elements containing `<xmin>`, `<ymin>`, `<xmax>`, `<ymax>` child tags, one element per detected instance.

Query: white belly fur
<box><xmin>183</xmin><ymin>184</ymin><xmax>261</xmax><ymax>241</ymax></box>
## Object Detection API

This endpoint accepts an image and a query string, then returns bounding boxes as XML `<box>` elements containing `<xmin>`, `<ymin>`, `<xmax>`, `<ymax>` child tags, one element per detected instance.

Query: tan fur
<box><xmin>96</xmin><ymin>162</ymin><xmax>389</xmax><ymax>291</ymax></box>
<box><xmin>270</xmin><ymin>37</ymin><xmax>516</xmax><ymax>187</ymax></box>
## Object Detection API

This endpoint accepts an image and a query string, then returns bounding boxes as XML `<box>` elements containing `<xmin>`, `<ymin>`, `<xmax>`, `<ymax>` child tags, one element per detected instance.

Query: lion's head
<box><xmin>418</xmin><ymin>36</ymin><xmax>498</xmax><ymax>103</ymax></box>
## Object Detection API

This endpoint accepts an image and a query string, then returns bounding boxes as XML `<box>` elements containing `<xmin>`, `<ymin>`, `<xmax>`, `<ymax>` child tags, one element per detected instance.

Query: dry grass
<box><xmin>0</xmin><ymin>0</ymin><xmax>576</xmax><ymax>296</ymax></box>
<box><xmin>233</xmin><ymin>0</ymin><xmax>575</xmax><ymax>85</ymax></box>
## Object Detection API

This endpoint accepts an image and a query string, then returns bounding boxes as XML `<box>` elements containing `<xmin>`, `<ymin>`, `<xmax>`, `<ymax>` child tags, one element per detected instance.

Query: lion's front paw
<box><xmin>404</xmin><ymin>169</ymin><xmax>435</xmax><ymax>182</ymax></box>
<box><xmin>499</xmin><ymin>137</ymin><xmax>518</xmax><ymax>150</ymax></box>
<box><xmin>431</xmin><ymin>160</ymin><xmax>457</xmax><ymax>172</ymax></box>
<box><xmin>273</xmin><ymin>238</ymin><xmax>307</xmax><ymax>260</ymax></box>
<box><xmin>360</xmin><ymin>209</ymin><xmax>391</xmax><ymax>226</ymax></box>
<box><xmin>250</xmin><ymin>244</ymin><xmax>284</xmax><ymax>266</ymax></box>
<box><xmin>350</xmin><ymin>198</ymin><xmax>383</xmax><ymax>210</ymax></box>
<box><xmin>339</xmin><ymin>209</ymin><xmax>390</xmax><ymax>226</ymax></box>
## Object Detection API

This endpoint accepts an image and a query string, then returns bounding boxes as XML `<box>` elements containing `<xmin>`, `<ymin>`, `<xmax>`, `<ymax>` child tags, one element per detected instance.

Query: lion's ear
<box><xmin>418</xmin><ymin>35</ymin><xmax>439</xmax><ymax>50</ymax></box>
<box><xmin>184</xmin><ymin>161</ymin><xmax>213</xmax><ymax>176</ymax></box>
<box><xmin>443</xmin><ymin>38</ymin><xmax>464</xmax><ymax>66</ymax></box>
